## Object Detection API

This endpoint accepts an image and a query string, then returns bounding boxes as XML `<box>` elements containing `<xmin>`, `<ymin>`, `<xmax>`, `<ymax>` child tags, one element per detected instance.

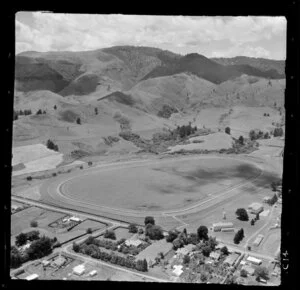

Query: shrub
<box><xmin>138</xmin><ymin>228</ymin><xmax>144</xmax><ymax>235</ymax></box>
<box><xmin>144</xmin><ymin>216</ymin><xmax>155</xmax><ymax>226</ymax></box>
<box><xmin>26</xmin><ymin>176</ymin><xmax>32</xmax><ymax>181</ymax></box>
<box><xmin>225</xmin><ymin>127</ymin><xmax>231</xmax><ymax>135</ymax></box>
<box><xmin>86</xmin><ymin>228</ymin><xmax>92</xmax><ymax>234</ymax></box>
<box><xmin>104</xmin><ymin>230</ymin><xmax>116</xmax><ymax>240</ymax></box>
<box><xmin>76</xmin><ymin>117</ymin><xmax>81</xmax><ymax>125</ymax></box>
<box><xmin>166</xmin><ymin>230</ymin><xmax>180</xmax><ymax>243</ymax></box>
<box><xmin>30</xmin><ymin>221</ymin><xmax>38</xmax><ymax>228</ymax></box>
<box><xmin>52</xmin><ymin>173</ymin><xmax>57</xmax><ymax>177</ymax></box>
<box><xmin>128</xmin><ymin>223</ymin><xmax>138</xmax><ymax>233</ymax></box>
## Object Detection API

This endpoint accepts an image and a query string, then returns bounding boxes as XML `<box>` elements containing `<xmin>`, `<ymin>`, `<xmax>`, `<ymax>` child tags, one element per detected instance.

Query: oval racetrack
<box><xmin>40</xmin><ymin>155</ymin><xmax>264</xmax><ymax>218</ymax></box>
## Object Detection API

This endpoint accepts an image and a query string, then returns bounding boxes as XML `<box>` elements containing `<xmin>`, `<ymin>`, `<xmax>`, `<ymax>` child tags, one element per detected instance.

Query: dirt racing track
<box><xmin>38</xmin><ymin>154</ymin><xmax>274</xmax><ymax>228</ymax></box>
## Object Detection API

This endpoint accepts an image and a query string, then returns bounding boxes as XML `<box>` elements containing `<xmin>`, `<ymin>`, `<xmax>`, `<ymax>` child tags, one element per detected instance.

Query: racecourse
<box><xmin>38</xmin><ymin>155</ymin><xmax>269</xmax><ymax>223</ymax></box>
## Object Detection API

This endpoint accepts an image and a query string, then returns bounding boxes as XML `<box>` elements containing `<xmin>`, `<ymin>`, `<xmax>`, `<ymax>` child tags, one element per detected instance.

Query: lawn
<box><xmin>72</xmin><ymin>220</ymin><xmax>107</xmax><ymax>232</ymax></box>
<box><xmin>113</xmin><ymin>227</ymin><xmax>133</xmax><ymax>240</ymax></box>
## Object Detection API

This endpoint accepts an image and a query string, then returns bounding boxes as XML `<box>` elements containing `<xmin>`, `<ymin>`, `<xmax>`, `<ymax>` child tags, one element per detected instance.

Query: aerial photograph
<box><xmin>11</xmin><ymin>13</ymin><xmax>285</xmax><ymax>285</ymax></box>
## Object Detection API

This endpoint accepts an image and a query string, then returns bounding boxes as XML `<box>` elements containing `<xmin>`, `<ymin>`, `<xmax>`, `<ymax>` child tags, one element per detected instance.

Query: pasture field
<box><xmin>61</xmin><ymin>156</ymin><xmax>261</xmax><ymax>212</ymax></box>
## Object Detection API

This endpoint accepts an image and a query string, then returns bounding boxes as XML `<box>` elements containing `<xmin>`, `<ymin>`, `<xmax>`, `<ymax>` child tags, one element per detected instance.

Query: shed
<box><xmin>212</xmin><ymin>222</ymin><xmax>233</xmax><ymax>232</ymax></box>
<box><xmin>89</xmin><ymin>270</ymin><xmax>97</xmax><ymax>277</ymax></box>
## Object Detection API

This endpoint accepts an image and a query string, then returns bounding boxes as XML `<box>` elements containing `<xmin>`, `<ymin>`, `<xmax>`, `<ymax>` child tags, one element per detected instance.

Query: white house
<box><xmin>73</xmin><ymin>264</ymin><xmax>85</xmax><ymax>276</ymax></box>
<box><xmin>172</xmin><ymin>265</ymin><xmax>183</xmax><ymax>277</ymax></box>
<box><xmin>89</xmin><ymin>270</ymin><xmax>97</xmax><ymax>277</ymax></box>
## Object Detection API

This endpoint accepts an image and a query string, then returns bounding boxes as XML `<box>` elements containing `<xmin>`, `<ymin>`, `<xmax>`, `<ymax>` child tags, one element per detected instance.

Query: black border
<box><xmin>4</xmin><ymin>1</ymin><xmax>300</xmax><ymax>289</ymax></box>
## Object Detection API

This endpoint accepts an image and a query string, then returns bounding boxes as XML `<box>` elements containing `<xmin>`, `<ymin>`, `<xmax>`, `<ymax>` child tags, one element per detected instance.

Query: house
<box><xmin>246</xmin><ymin>256</ymin><xmax>262</xmax><ymax>265</ymax></box>
<box><xmin>172</xmin><ymin>265</ymin><xmax>183</xmax><ymax>277</ymax></box>
<box><xmin>25</xmin><ymin>273</ymin><xmax>39</xmax><ymax>281</ymax></box>
<box><xmin>248</xmin><ymin>203</ymin><xmax>264</xmax><ymax>214</ymax></box>
<box><xmin>89</xmin><ymin>270</ymin><xmax>97</xmax><ymax>277</ymax></box>
<box><xmin>241</xmin><ymin>265</ymin><xmax>255</xmax><ymax>276</ymax></box>
<box><xmin>73</xmin><ymin>264</ymin><xmax>85</xmax><ymax>276</ymax></box>
<box><xmin>224</xmin><ymin>253</ymin><xmax>239</xmax><ymax>266</ymax></box>
<box><xmin>209</xmin><ymin>252</ymin><xmax>221</xmax><ymax>260</ymax></box>
<box><xmin>53</xmin><ymin>256</ymin><xmax>66</xmax><ymax>267</ymax></box>
<box><xmin>212</xmin><ymin>222</ymin><xmax>234</xmax><ymax>232</ymax></box>
<box><xmin>176</xmin><ymin>244</ymin><xmax>195</xmax><ymax>256</ymax></box>
<box><xmin>125</xmin><ymin>239</ymin><xmax>143</xmax><ymax>247</ymax></box>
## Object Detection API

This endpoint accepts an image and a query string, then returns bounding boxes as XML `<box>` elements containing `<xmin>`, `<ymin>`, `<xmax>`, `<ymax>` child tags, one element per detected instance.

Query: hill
<box><xmin>211</xmin><ymin>56</ymin><xmax>285</xmax><ymax>76</ymax></box>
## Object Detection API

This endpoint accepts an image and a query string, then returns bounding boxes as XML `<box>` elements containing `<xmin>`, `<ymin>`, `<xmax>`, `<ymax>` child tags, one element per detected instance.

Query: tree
<box><xmin>187</xmin><ymin>233</ymin><xmax>199</xmax><ymax>245</ymax></box>
<box><xmin>202</xmin><ymin>245</ymin><xmax>212</xmax><ymax>257</ymax></box>
<box><xmin>72</xmin><ymin>242</ymin><xmax>80</xmax><ymax>252</ymax></box>
<box><xmin>54</xmin><ymin>105</ymin><xmax>57</xmax><ymax>110</ymax></box>
<box><xmin>144</xmin><ymin>216</ymin><xmax>155</xmax><ymax>226</ymax></box>
<box><xmin>46</xmin><ymin>139</ymin><xmax>59</xmax><ymax>152</ymax></box>
<box><xmin>197</xmin><ymin>226</ymin><xmax>208</xmax><ymax>241</ymax></box>
<box><xmin>27</xmin><ymin>236</ymin><xmax>53</xmax><ymax>260</ymax></box>
<box><xmin>145</xmin><ymin>225</ymin><xmax>164</xmax><ymax>240</ymax></box>
<box><xmin>249</xmin><ymin>130</ymin><xmax>256</xmax><ymax>141</ymax></box>
<box><xmin>30</xmin><ymin>220</ymin><xmax>38</xmax><ymax>228</ymax></box>
<box><xmin>138</xmin><ymin>228</ymin><xmax>144</xmax><ymax>235</ymax></box>
<box><xmin>273</xmin><ymin>127</ymin><xmax>283</xmax><ymax>137</ymax></box>
<box><xmin>225</xmin><ymin>127</ymin><xmax>231</xmax><ymax>135</ymax></box>
<box><xmin>235</xmin><ymin>208</ymin><xmax>249</xmax><ymax>221</ymax></box>
<box><xmin>179</xmin><ymin>125</ymin><xmax>187</xmax><ymax>138</ymax></box>
<box><xmin>36</xmin><ymin>109</ymin><xmax>42</xmax><ymax>115</ymax></box>
<box><xmin>250</xmin><ymin>219</ymin><xmax>255</xmax><ymax>226</ymax></box>
<box><xmin>128</xmin><ymin>223</ymin><xmax>138</xmax><ymax>233</ymax></box>
<box><xmin>207</xmin><ymin>236</ymin><xmax>218</xmax><ymax>251</ymax></box>
<box><xmin>256</xmin><ymin>213</ymin><xmax>260</xmax><ymax>220</ymax></box>
<box><xmin>238</xmin><ymin>135</ymin><xmax>244</xmax><ymax>145</ymax></box>
<box><xmin>166</xmin><ymin>230</ymin><xmax>179</xmax><ymax>243</ymax></box>
<box><xmin>10</xmin><ymin>246</ymin><xmax>22</xmax><ymax>268</ymax></box>
<box><xmin>94</xmin><ymin>107</ymin><xmax>98</xmax><ymax>115</ymax></box>
<box><xmin>255</xmin><ymin>266</ymin><xmax>269</xmax><ymax>281</ymax></box>
<box><xmin>15</xmin><ymin>233</ymin><xmax>27</xmax><ymax>247</ymax></box>
<box><xmin>234</xmin><ymin>228</ymin><xmax>244</xmax><ymax>244</ymax></box>
<box><xmin>183</xmin><ymin>254</ymin><xmax>190</xmax><ymax>264</ymax></box>
<box><xmin>240</xmin><ymin>269</ymin><xmax>248</xmax><ymax>277</ymax></box>
<box><xmin>220</xmin><ymin>246</ymin><xmax>229</xmax><ymax>256</ymax></box>
<box><xmin>104</xmin><ymin>230</ymin><xmax>116</xmax><ymax>240</ymax></box>
<box><xmin>26</xmin><ymin>231</ymin><xmax>40</xmax><ymax>241</ymax></box>
<box><xmin>76</xmin><ymin>117</ymin><xmax>81</xmax><ymax>125</ymax></box>
<box><xmin>86</xmin><ymin>228</ymin><xmax>92</xmax><ymax>234</ymax></box>
<box><xmin>264</xmin><ymin>132</ymin><xmax>270</xmax><ymax>139</ymax></box>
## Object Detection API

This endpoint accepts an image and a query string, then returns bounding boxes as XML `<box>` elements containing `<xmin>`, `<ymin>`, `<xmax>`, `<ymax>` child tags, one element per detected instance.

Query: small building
<box><xmin>11</xmin><ymin>205</ymin><xmax>20</xmax><ymax>211</ymax></box>
<box><xmin>73</xmin><ymin>264</ymin><xmax>85</xmax><ymax>276</ymax></box>
<box><xmin>19</xmin><ymin>242</ymin><xmax>31</xmax><ymax>252</ymax></box>
<box><xmin>209</xmin><ymin>252</ymin><xmax>221</xmax><ymax>260</ymax></box>
<box><xmin>42</xmin><ymin>260</ymin><xmax>50</xmax><ymax>267</ymax></box>
<box><xmin>25</xmin><ymin>273</ymin><xmax>39</xmax><ymax>281</ymax></box>
<box><xmin>241</xmin><ymin>265</ymin><xmax>255</xmax><ymax>276</ymax></box>
<box><xmin>89</xmin><ymin>270</ymin><xmax>97</xmax><ymax>277</ymax></box>
<box><xmin>212</xmin><ymin>222</ymin><xmax>234</xmax><ymax>232</ymax></box>
<box><xmin>172</xmin><ymin>265</ymin><xmax>183</xmax><ymax>277</ymax></box>
<box><xmin>247</xmin><ymin>256</ymin><xmax>262</xmax><ymax>265</ymax></box>
<box><xmin>248</xmin><ymin>203</ymin><xmax>264</xmax><ymax>214</ymax></box>
<box><xmin>69</xmin><ymin>216</ymin><xmax>81</xmax><ymax>222</ymax></box>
